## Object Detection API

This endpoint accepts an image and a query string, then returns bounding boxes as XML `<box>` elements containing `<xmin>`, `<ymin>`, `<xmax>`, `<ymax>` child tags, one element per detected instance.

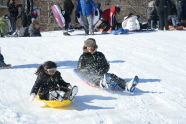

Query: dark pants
<box><xmin>158</xmin><ymin>10</ymin><xmax>169</xmax><ymax>30</ymax></box>
<box><xmin>21</xmin><ymin>13</ymin><xmax>32</xmax><ymax>27</ymax></box>
<box><xmin>148</xmin><ymin>19</ymin><xmax>158</xmax><ymax>29</ymax></box>
<box><xmin>64</xmin><ymin>13</ymin><xmax>71</xmax><ymax>31</ymax></box>
<box><xmin>9</xmin><ymin>17</ymin><xmax>17</xmax><ymax>33</ymax></box>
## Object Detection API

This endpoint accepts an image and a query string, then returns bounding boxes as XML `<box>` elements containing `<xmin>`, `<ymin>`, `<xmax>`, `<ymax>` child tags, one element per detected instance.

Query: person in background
<box><xmin>7</xmin><ymin>0</ymin><xmax>22</xmax><ymax>34</ymax></box>
<box><xmin>21</xmin><ymin>0</ymin><xmax>33</xmax><ymax>27</ymax></box>
<box><xmin>155</xmin><ymin>0</ymin><xmax>171</xmax><ymax>30</ymax></box>
<box><xmin>63</xmin><ymin>0</ymin><xmax>74</xmax><ymax>36</ymax></box>
<box><xmin>76</xmin><ymin>0</ymin><xmax>95</xmax><ymax>35</ymax></box>
<box><xmin>102</xmin><ymin>6</ymin><xmax>121</xmax><ymax>30</ymax></box>
<box><xmin>95</xmin><ymin>2</ymin><xmax>102</xmax><ymax>18</ymax></box>
<box><xmin>176</xmin><ymin>0</ymin><xmax>186</xmax><ymax>26</ymax></box>
<box><xmin>122</xmin><ymin>13</ymin><xmax>140</xmax><ymax>31</ymax></box>
<box><xmin>167</xmin><ymin>0</ymin><xmax>178</xmax><ymax>29</ymax></box>
<box><xmin>147</xmin><ymin>0</ymin><xmax>159</xmax><ymax>29</ymax></box>
<box><xmin>11</xmin><ymin>20</ymin><xmax>41</xmax><ymax>37</ymax></box>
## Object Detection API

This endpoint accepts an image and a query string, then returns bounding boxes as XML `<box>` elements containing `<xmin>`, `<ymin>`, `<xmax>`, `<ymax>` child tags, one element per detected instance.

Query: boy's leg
<box><xmin>108</xmin><ymin>73</ymin><xmax>127</xmax><ymax>90</ymax></box>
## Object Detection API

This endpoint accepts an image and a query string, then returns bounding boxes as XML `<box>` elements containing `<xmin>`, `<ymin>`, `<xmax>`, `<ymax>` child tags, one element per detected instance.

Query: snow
<box><xmin>0</xmin><ymin>30</ymin><xmax>186</xmax><ymax>124</ymax></box>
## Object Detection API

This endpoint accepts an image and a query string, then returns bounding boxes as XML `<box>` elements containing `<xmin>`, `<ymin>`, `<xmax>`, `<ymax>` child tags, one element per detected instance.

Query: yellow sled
<box><xmin>36</xmin><ymin>95</ymin><xmax>72</xmax><ymax>108</ymax></box>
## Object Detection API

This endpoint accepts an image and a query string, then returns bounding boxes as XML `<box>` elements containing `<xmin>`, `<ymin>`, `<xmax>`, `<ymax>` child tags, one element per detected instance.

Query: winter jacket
<box><xmin>102</xmin><ymin>6</ymin><xmax>118</xmax><ymax>27</ymax></box>
<box><xmin>63</xmin><ymin>0</ymin><xmax>74</xmax><ymax>23</ymax></box>
<box><xmin>30</xmin><ymin>71</ymin><xmax>70</xmax><ymax>100</ymax></box>
<box><xmin>22</xmin><ymin>0</ymin><xmax>33</xmax><ymax>15</ymax></box>
<box><xmin>76</xmin><ymin>0</ymin><xmax>95</xmax><ymax>16</ymax></box>
<box><xmin>64</xmin><ymin>0</ymin><xmax>74</xmax><ymax>15</ymax></box>
<box><xmin>155</xmin><ymin>0</ymin><xmax>171</xmax><ymax>14</ymax></box>
<box><xmin>7</xmin><ymin>1</ymin><xmax>20</xmax><ymax>18</ymax></box>
<box><xmin>77</xmin><ymin>51</ymin><xmax>110</xmax><ymax>76</ymax></box>
<box><xmin>122</xmin><ymin>16</ymin><xmax>140</xmax><ymax>31</ymax></box>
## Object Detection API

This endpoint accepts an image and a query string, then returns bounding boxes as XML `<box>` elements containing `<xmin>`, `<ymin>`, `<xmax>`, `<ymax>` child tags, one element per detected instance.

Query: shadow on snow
<box><xmin>11</xmin><ymin>60</ymin><xmax>125</xmax><ymax>69</ymax></box>
<box><xmin>58</xmin><ymin>95</ymin><xmax>116</xmax><ymax>111</ymax></box>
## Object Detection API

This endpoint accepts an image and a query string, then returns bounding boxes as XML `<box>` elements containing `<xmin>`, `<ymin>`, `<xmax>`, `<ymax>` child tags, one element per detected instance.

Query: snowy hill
<box><xmin>0</xmin><ymin>30</ymin><xmax>186</xmax><ymax>124</ymax></box>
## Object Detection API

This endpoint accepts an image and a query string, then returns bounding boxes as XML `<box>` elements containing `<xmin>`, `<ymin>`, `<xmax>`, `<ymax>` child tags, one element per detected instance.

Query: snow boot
<box><xmin>127</xmin><ymin>76</ymin><xmax>139</xmax><ymax>92</ymax></box>
<box><xmin>68</xmin><ymin>86</ymin><xmax>78</xmax><ymax>101</ymax></box>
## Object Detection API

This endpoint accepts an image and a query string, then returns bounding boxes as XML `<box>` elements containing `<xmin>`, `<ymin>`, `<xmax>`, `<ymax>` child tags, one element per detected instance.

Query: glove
<box><xmin>30</xmin><ymin>93</ymin><xmax>36</xmax><ymax>101</ymax></box>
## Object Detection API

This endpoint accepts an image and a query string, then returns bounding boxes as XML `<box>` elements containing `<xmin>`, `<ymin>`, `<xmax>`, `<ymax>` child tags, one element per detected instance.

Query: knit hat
<box><xmin>84</xmin><ymin>38</ymin><xmax>98</xmax><ymax>48</ymax></box>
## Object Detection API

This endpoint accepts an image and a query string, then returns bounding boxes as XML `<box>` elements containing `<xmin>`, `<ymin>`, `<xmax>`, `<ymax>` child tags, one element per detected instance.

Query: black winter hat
<box><xmin>84</xmin><ymin>38</ymin><xmax>98</xmax><ymax>48</ymax></box>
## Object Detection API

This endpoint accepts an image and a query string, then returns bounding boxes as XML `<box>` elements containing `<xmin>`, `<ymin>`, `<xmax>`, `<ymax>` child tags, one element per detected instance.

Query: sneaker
<box><xmin>127</xmin><ymin>76</ymin><xmax>139</xmax><ymax>92</ymax></box>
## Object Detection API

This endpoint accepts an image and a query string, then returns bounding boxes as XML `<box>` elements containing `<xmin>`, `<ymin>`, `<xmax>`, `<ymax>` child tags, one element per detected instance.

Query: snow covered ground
<box><xmin>0</xmin><ymin>30</ymin><xmax>186</xmax><ymax>124</ymax></box>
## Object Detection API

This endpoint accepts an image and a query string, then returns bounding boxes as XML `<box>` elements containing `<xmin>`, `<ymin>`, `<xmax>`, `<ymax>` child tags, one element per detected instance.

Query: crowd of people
<box><xmin>1</xmin><ymin>0</ymin><xmax>186</xmax><ymax>37</ymax></box>
<box><xmin>0</xmin><ymin>0</ymin><xmax>40</xmax><ymax>37</ymax></box>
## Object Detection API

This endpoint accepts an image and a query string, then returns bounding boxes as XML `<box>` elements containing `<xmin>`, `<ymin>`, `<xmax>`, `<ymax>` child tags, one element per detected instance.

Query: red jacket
<box><xmin>102</xmin><ymin>6</ymin><xmax>118</xmax><ymax>26</ymax></box>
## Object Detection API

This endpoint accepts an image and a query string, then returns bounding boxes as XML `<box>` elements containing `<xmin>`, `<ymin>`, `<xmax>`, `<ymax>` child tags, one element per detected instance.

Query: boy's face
<box><xmin>87</xmin><ymin>47</ymin><xmax>95</xmax><ymax>53</ymax></box>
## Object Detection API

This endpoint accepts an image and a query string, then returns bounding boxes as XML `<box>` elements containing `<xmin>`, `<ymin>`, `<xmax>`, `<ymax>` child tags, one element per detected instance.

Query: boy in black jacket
<box><xmin>77</xmin><ymin>38</ymin><xmax>138</xmax><ymax>92</ymax></box>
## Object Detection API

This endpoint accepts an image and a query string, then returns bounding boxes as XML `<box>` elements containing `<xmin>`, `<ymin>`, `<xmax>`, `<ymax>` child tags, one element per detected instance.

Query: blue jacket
<box><xmin>76</xmin><ymin>0</ymin><xmax>95</xmax><ymax>16</ymax></box>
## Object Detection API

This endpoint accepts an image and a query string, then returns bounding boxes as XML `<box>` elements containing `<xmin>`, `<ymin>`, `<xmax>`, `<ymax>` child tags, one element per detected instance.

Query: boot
<box><xmin>109</xmin><ymin>73</ymin><xmax>127</xmax><ymax>90</ymax></box>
